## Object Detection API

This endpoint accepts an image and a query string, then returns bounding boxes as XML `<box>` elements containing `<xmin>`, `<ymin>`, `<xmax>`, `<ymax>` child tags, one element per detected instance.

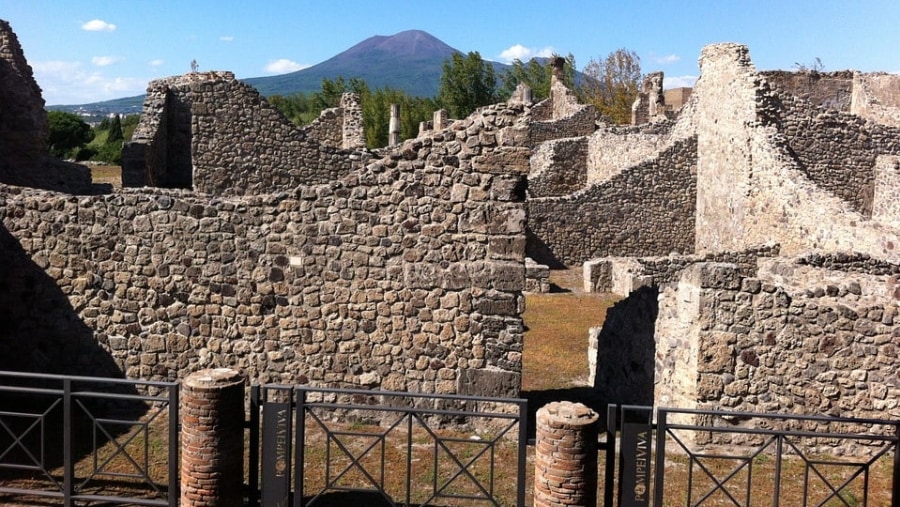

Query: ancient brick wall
<box><xmin>0</xmin><ymin>102</ymin><xmax>530</xmax><ymax>397</ymax></box>
<box><xmin>586</xmin><ymin>122</ymin><xmax>674</xmax><ymax>185</ymax></box>
<box><xmin>123</xmin><ymin>73</ymin><xmax>372</xmax><ymax>196</ymax></box>
<box><xmin>526</xmin><ymin>136</ymin><xmax>697</xmax><ymax>267</ymax></box>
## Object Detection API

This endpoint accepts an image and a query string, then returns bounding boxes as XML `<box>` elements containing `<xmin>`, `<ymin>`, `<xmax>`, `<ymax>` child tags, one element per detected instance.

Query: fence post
<box><xmin>181</xmin><ymin>368</ymin><xmax>245</xmax><ymax>507</ymax></box>
<box><xmin>534</xmin><ymin>401</ymin><xmax>600</xmax><ymax>507</ymax></box>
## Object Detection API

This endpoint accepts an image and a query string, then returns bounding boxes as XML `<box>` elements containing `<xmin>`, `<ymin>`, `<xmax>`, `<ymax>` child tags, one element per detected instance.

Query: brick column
<box><xmin>534</xmin><ymin>401</ymin><xmax>599</xmax><ymax>507</ymax></box>
<box><xmin>181</xmin><ymin>368</ymin><xmax>245</xmax><ymax>507</ymax></box>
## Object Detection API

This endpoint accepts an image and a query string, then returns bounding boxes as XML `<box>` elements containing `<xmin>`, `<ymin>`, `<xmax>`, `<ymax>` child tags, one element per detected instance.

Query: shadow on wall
<box><xmin>591</xmin><ymin>286</ymin><xmax>659</xmax><ymax>406</ymax></box>
<box><xmin>525</xmin><ymin>227</ymin><xmax>567</xmax><ymax>269</ymax></box>
<box><xmin>0</xmin><ymin>222</ymin><xmax>146</xmax><ymax>472</ymax></box>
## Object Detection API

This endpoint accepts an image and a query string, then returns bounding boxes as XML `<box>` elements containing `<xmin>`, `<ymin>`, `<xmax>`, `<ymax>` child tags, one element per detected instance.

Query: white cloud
<box><xmin>264</xmin><ymin>59</ymin><xmax>308</xmax><ymax>74</ymax></box>
<box><xmin>82</xmin><ymin>19</ymin><xmax>116</xmax><ymax>32</ymax></box>
<box><xmin>149</xmin><ymin>59</ymin><xmax>165</xmax><ymax>67</ymax></box>
<box><xmin>653</xmin><ymin>54</ymin><xmax>681</xmax><ymax>65</ymax></box>
<box><xmin>92</xmin><ymin>56</ymin><xmax>122</xmax><ymax>67</ymax></box>
<box><xmin>498</xmin><ymin>44</ymin><xmax>556</xmax><ymax>64</ymax></box>
<box><xmin>32</xmin><ymin>59</ymin><xmax>146</xmax><ymax>105</ymax></box>
<box><xmin>220</xmin><ymin>35</ymin><xmax>234</xmax><ymax>42</ymax></box>
<box><xmin>664</xmin><ymin>75</ymin><xmax>698</xmax><ymax>89</ymax></box>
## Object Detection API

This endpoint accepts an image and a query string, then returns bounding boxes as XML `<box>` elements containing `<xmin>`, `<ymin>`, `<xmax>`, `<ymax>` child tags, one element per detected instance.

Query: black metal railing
<box><xmin>0</xmin><ymin>370</ymin><xmax>179</xmax><ymax>507</ymax></box>
<box><xmin>608</xmin><ymin>405</ymin><xmax>899</xmax><ymax>507</ymax></box>
<box><xmin>249</xmin><ymin>385</ymin><xmax>529</xmax><ymax>507</ymax></box>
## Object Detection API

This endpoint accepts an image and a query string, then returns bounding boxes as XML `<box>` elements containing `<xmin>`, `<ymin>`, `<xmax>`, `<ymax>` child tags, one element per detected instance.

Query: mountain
<box><xmin>51</xmin><ymin>30</ymin><xmax>511</xmax><ymax>114</ymax></box>
<box><xmin>245</xmin><ymin>29</ymin><xmax>468</xmax><ymax>97</ymax></box>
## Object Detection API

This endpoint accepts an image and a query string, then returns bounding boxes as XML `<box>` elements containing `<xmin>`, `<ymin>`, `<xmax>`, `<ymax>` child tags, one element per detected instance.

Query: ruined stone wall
<box><xmin>761</xmin><ymin>70</ymin><xmax>854</xmax><ymax>111</ymax></box>
<box><xmin>774</xmin><ymin>89</ymin><xmax>900</xmax><ymax>216</ymax></box>
<box><xmin>0</xmin><ymin>19</ymin><xmax>91</xmax><ymax>193</ymax></box>
<box><xmin>693</xmin><ymin>44</ymin><xmax>900</xmax><ymax>261</ymax></box>
<box><xmin>526</xmin><ymin>136</ymin><xmax>696</xmax><ymax>268</ymax></box>
<box><xmin>301</xmin><ymin>107</ymin><xmax>343</xmax><ymax>148</ymax></box>
<box><xmin>0</xmin><ymin>19</ymin><xmax>46</xmax><ymax>171</ymax></box>
<box><xmin>851</xmin><ymin>72</ymin><xmax>900</xmax><ymax>128</ymax></box>
<box><xmin>0</xmin><ymin>102</ymin><xmax>530</xmax><ymax>398</ymax></box>
<box><xmin>584</xmin><ymin>245</ymin><xmax>780</xmax><ymax>295</ymax></box>
<box><xmin>654</xmin><ymin>259</ymin><xmax>900</xmax><ymax>441</ymax></box>
<box><xmin>586</xmin><ymin>122</ymin><xmax>675</xmax><ymax>185</ymax></box>
<box><xmin>527</xmin><ymin>137</ymin><xmax>587</xmax><ymax>198</ymax></box>
<box><xmin>123</xmin><ymin>73</ymin><xmax>372</xmax><ymax>196</ymax></box>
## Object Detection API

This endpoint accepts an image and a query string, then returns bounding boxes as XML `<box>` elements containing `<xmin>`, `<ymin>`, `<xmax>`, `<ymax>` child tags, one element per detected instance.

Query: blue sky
<box><xmin>3</xmin><ymin>0</ymin><xmax>899</xmax><ymax>105</ymax></box>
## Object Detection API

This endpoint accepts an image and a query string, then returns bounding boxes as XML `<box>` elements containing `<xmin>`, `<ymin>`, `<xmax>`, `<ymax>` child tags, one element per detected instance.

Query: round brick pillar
<box><xmin>181</xmin><ymin>368</ymin><xmax>245</xmax><ymax>507</ymax></box>
<box><xmin>534</xmin><ymin>401</ymin><xmax>600</xmax><ymax>507</ymax></box>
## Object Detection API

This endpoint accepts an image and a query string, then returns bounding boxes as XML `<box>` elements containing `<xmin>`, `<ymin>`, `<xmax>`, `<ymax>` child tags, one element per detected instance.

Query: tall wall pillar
<box><xmin>181</xmin><ymin>368</ymin><xmax>245</xmax><ymax>507</ymax></box>
<box><xmin>389</xmin><ymin>103</ymin><xmax>400</xmax><ymax>146</ymax></box>
<box><xmin>534</xmin><ymin>401</ymin><xmax>599</xmax><ymax>507</ymax></box>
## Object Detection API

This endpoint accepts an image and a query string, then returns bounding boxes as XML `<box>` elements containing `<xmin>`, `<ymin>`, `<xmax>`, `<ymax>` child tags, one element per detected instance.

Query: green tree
<box><xmin>47</xmin><ymin>111</ymin><xmax>94</xmax><ymax>159</ymax></box>
<box><xmin>437</xmin><ymin>51</ymin><xmax>498</xmax><ymax>118</ymax></box>
<box><xmin>107</xmin><ymin>114</ymin><xmax>124</xmax><ymax>142</ymax></box>
<box><xmin>500</xmin><ymin>54</ymin><xmax>576</xmax><ymax>101</ymax></box>
<box><xmin>578</xmin><ymin>48</ymin><xmax>642</xmax><ymax>124</ymax></box>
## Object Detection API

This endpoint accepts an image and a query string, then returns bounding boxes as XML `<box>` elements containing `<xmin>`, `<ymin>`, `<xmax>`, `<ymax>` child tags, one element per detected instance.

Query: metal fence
<box><xmin>609</xmin><ymin>405</ymin><xmax>900</xmax><ymax>507</ymax></box>
<box><xmin>0</xmin><ymin>370</ymin><xmax>179</xmax><ymax>507</ymax></box>
<box><xmin>248</xmin><ymin>384</ymin><xmax>529</xmax><ymax>507</ymax></box>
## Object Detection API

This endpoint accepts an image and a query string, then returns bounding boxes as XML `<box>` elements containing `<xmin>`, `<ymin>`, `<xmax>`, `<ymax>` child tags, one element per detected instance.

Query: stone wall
<box><xmin>851</xmin><ymin>72</ymin><xmax>900</xmax><ymax>128</ymax></box>
<box><xmin>526</xmin><ymin>136</ymin><xmax>697</xmax><ymax>268</ymax></box>
<box><xmin>0</xmin><ymin>19</ymin><xmax>91</xmax><ymax>193</ymax></box>
<box><xmin>299</xmin><ymin>92</ymin><xmax>366</xmax><ymax>150</ymax></box>
<box><xmin>586</xmin><ymin>122</ymin><xmax>675</xmax><ymax>185</ymax></box>
<box><xmin>654</xmin><ymin>258</ymin><xmax>900</xmax><ymax>438</ymax></box>
<box><xmin>0</xmin><ymin>101</ymin><xmax>530</xmax><ymax>398</ymax></box>
<box><xmin>774</xmin><ymin>88</ymin><xmax>900</xmax><ymax>216</ymax></box>
<box><xmin>527</xmin><ymin>137</ymin><xmax>587</xmax><ymax>198</ymax></box>
<box><xmin>123</xmin><ymin>73</ymin><xmax>372</xmax><ymax>196</ymax></box>
<box><xmin>692</xmin><ymin>44</ymin><xmax>900</xmax><ymax>261</ymax></box>
<box><xmin>761</xmin><ymin>70</ymin><xmax>855</xmax><ymax>111</ymax></box>
<box><xmin>584</xmin><ymin>244</ymin><xmax>781</xmax><ymax>295</ymax></box>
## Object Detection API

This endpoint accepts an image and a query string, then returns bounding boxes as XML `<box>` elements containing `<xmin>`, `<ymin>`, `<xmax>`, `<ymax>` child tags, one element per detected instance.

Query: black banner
<box><xmin>262</xmin><ymin>402</ymin><xmax>292</xmax><ymax>507</ymax></box>
<box><xmin>618</xmin><ymin>408</ymin><xmax>652</xmax><ymax>506</ymax></box>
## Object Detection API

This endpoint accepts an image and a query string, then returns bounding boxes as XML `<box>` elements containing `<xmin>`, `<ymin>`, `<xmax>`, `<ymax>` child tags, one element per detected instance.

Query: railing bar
<box><xmin>0</xmin><ymin>487</ymin><xmax>65</xmax><ymax>497</ymax></box>
<box><xmin>298</xmin><ymin>401</ymin><xmax>521</xmax><ymax>419</ymax></box>
<box><xmin>774</xmin><ymin>434</ymin><xmax>782</xmax><ymax>507</ymax></box>
<box><xmin>248</xmin><ymin>385</ymin><xmax>260</xmax><ymax>507</ymax></box>
<box><xmin>71</xmin><ymin>392</ymin><xmax>172</xmax><ymax>403</ymax></box>
<box><xmin>893</xmin><ymin>423</ymin><xmax>900</xmax><ymax>507</ymax></box>
<box><xmin>653</xmin><ymin>409</ymin><xmax>667</xmax><ymax>507</ymax></box>
<box><xmin>168</xmin><ymin>384</ymin><xmax>179</xmax><ymax>507</ymax></box>
<box><xmin>516</xmin><ymin>399</ymin><xmax>527</xmax><ymax>507</ymax></box>
<box><xmin>0</xmin><ymin>386</ymin><xmax>64</xmax><ymax>395</ymax></box>
<box><xmin>659</xmin><ymin>424</ymin><xmax>897</xmax><ymax>442</ymax></box>
<box><xmin>295</xmin><ymin>389</ymin><xmax>304</xmax><ymax>507</ymax></box>
<box><xmin>71</xmin><ymin>493</ymin><xmax>170</xmax><ymax>506</ymax></box>
<box><xmin>604</xmin><ymin>404</ymin><xmax>617</xmax><ymax>507</ymax></box>
<box><xmin>0</xmin><ymin>369</ymin><xmax>177</xmax><ymax>387</ymax></box>
<box><xmin>657</xmin><ymin>406</ymin><xmax>898</xmax><ymax>426</ymax></box>
<box><xmin>63</xmin><ymin>378</ymin><xmax>72</xmax><ymax>507</ymax></box>
<box><xmin>286</xmin><ymin>385</ymin><xmax>526</xmax><ymax>404</ymax></box>
<box><xmin>406</xmin><ymin>413</ymin><xmax>412</xmax><ymax>507</ymax></box>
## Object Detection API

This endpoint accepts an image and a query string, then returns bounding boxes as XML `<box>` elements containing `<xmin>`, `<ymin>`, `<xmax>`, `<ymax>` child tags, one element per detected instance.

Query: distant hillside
<box><xmin>51</xmin><ymin>30</ymin><xmax>514</xmax><ymax>114</ymax></box>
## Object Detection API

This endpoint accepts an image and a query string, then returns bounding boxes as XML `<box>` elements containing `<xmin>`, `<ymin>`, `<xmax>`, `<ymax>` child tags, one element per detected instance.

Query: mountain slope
<box><xmin>52</xmin><ymin>30</ymin><xmax>514</xmax><ymax>112</ymax></box>
<box><xmin>245</xmin><ymin>30</ymin><xmax>461</xmax><ymax>97</ymax></box>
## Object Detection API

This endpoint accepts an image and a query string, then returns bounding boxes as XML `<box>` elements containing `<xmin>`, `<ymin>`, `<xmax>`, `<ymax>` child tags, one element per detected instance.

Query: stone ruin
<box><xmin>0</xmin><ymin>16</ymin><xmax>899</xmax><ymax>430</ymax></box>
<box><xmin>0</xmin><ymin>20</ymin><xmax>91</xmax><ymax>193</ymax></box>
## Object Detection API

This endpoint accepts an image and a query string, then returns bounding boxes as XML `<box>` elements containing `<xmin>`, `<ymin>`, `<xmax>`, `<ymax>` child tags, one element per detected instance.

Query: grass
<box><xmin>89</xmin><ymin>163</ymin><xmax>121</xmax><ymax>187</ymax></box>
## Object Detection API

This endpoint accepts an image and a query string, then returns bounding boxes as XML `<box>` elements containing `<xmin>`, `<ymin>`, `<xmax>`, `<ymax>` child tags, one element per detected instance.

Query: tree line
<box><xmin>47</xmin><ymin>48</ymin><xmax>644</xmax><ymax>160</ymax></box>
<box><xmin>268</xmin><ymin>47</ymin><xmax>643</xmax><ymax>147</ymax></box>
